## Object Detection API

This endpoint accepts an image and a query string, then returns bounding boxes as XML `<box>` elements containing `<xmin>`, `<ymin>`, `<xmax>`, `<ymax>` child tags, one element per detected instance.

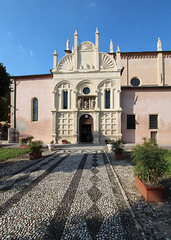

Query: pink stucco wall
<box><xmin>121</xmin><ymin>88</ymin><xmax>171</xmax><ymax>144</ymax></box>
<box><xmin>120</xmin><ymin>55</ymin><xmax>158</xmax><ymax>86</ymax></box>
<box><xmin>15</xmin><ymin>75</ymin><xmax>53</xmax><ymax>144</ymax></box>
<box><xmin>164</xmin><ymin>56</ymin><xmax>171</xmax><ymax>85</ymax></box>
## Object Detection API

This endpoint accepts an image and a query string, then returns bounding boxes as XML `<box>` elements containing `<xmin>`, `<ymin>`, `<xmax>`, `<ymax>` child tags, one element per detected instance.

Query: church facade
<box><xmin>10</xmin><ymin>29</ymin><xmax>171</xmax><ymax>144</ymax></box>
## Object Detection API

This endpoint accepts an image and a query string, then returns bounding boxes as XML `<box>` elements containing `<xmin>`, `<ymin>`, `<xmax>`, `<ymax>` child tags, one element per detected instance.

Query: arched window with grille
<box><xmin>32</xmin><ymin>98</ymin><xmax>38</xmax><ymax>121</ymax></box>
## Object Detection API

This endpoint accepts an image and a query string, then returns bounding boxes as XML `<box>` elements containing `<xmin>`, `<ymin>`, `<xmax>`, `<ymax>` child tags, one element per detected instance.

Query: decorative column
<box><xmin>157</xmin><ymin>38</ymin><xmax>164</xmax><ymax>86</ymax></box>
<box><xmin>73</xmin><ymin>112</ymin><xmax>78</xmax><ymax>143</ymax></box>
<box><xmin>73</xmin><ymin>90</ymin><xmax>77</xmax><ymax>110</ymax></box>
<box><xmin>111</xmin><ymin>88</ymin><xmax>115</xmax><ymax>109</ymax></box>
<box><xmin>116</xmin><ymin>45</ymin><xmax>121</xmax><ymax>70</ymax></box>
<box><xmin>117</xmin><ymin>111</ymin><xmax>122</xmax><ymax>139</ymax></box>
<box><xmin>69</xmin><ymin>89</ymin><xmax>72</xmax><ymax>109</ymax></box>
<box><xmin>52</xmin><ymin>91</ymin><xmax>57</xmax><ymax>142</ymax></box>
<box><xmin>73</xmin><ymin>29</ymin><xmax>78</xmax><ymax>71</ymax></box>
<box><xmin>95</xmin><ymin>90</ymin><xmax>100</xmax><ymax>110</ymax></box>
<box><xmin>52</xmin><ymin>111</ymin><xmax>57</xmax><ymax>143</ymax></box>
<box><xmin>93</xmin><ymin>112</ymin><xmax>100</xmax><ymax>143</ymax></box>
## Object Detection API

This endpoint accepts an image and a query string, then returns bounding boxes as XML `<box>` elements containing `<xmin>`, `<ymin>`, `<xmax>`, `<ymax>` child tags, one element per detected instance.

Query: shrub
<box><xmin>112</xmin><ymin>139</ymin><xmax>124</xmax><ymax>154</ymax></box>
<box><xmin>131</xmin><ymin>138</ymin><xmax>169</xmax><ymax>186</ymax></box>
<box><xmin>20</xmin><ymin>136</ymin><xmax>33</xmax><ymax>145</ymax></box>
<box><xmin>29</xmin><ymin>140</ymin><xmax>43</xmax><ymax>153</ymax></box>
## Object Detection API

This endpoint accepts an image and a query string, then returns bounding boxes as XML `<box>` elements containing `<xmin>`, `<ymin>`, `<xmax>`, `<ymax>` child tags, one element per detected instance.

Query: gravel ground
<box><xmin>108</xmin><ymin>153</ymin><xmax>171</xmax><ymax>240</ymax></box>
<box><xmin>0</xmin><ymin>147</ymin><xmax>170</xmax><ymax>239</ymax></box>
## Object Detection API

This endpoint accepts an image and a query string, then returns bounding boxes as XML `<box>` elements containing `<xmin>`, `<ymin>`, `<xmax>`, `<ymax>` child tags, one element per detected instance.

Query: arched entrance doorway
<box><xmin>79</xmin><ymin>114</ymin><xmax>93</xmax><ymax>142</ymax></box>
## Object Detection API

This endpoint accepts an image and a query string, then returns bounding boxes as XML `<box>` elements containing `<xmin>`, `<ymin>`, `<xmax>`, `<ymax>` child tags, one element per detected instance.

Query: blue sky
<box><xmin>0</xmin><ymin>0</ymin><xmax>171</xmax><ymax>76</ymax></box>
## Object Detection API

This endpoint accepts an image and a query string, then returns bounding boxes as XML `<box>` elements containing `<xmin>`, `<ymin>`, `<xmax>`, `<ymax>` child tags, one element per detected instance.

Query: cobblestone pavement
<box><xmin>0</xmin><ymin>149</ymin><xmax>145</xmax><ymax>240</ymax></box>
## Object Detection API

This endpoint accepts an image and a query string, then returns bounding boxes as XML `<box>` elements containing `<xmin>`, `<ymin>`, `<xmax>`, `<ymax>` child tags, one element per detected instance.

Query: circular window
<box><xmin>83</xmin><ymin>87</ymin><xmax>90</xmax><ymax>94</ymax></box>
<box><xmin>131</xmin><ymin>78</ymin><xmax>140</xmax><ymax>87</ymax></box>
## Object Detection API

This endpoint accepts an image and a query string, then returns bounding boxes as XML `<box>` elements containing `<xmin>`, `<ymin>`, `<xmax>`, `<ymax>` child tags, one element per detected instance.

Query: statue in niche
<box><xmin>91</xmin><ymin>98</ymin><xmax>95</xmax><ymax>108</ymax></box>
<box><xmin>84</xmin><ymin>99</ymin><xmax>89</xmax><ymax>109</ymax></box>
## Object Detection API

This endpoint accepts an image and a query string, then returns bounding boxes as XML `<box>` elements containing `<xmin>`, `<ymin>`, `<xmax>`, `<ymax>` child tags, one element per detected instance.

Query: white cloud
<box><xmin>19</xmin><ymin>45</ymin><xmax>25</xmax><ymax>53</ymax></box>
<box><xmin>87</xmin><ymin>2</ymin><xmax>96</xmax><ymax>8</ymax></box>
<box><xmin>29</xmin><ymin>50</ymin><xmax>33</xmax><ymax>57</ymax></box>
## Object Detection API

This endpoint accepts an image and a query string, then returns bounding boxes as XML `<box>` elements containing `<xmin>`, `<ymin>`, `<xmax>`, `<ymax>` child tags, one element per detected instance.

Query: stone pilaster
<box><xmin>93</xmin><ymin>112</ymin><xmax>100</xmax><ymax>143</ymax></box>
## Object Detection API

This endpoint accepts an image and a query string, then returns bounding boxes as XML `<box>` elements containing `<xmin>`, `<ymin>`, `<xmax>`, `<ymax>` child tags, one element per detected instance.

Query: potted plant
<box><xmin>112</xmin><ymin>139</ymin><xmax>124</xmax><ymax>160</ymax></box>
<box><xmin>29</xmin><ymin>140</ymin><xmax>43</xmax><ymax>159</ymax></box>
<box><xmin>20</xmin><ymin>136</ymin><xmax>33</xmax><ymax>149</ymax></box>
<box><xmin>131</xmin><ymin>138</ymin><xmax>168</xmax><ymax>202</ymax></box>
<box><xmin>62</xmin><ymin>139</ymin><xmax>67</xmax><ymax>144</ymax></box>
<box><xmin>48</xmin><ymin>140</ymin><xmax>54</xmax><ymax>151</ymax></box>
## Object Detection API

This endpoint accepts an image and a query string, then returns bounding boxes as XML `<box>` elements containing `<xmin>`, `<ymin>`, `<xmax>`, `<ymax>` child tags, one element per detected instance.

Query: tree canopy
<box><xmin>0</xmin><ymin>63</ymin><xmax>11</xmax><ymax>121</ymax></box>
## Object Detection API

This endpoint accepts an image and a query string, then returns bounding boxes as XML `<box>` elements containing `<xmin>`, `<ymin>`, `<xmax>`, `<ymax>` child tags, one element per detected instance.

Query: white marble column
<box><xmin>73</xmin><ymin>112</ymin><xmax>78</xmax><ymax>143</ymax></box>
<box><xmin>93</xmin><ymin>112</ymin><xmax>100</xmax><ymax>143</ymax></box>
<box><xmin>52</xmin><ymin>111</ymin><xmax>57</xmax><ymax>142</ymax></box>
<box><xmin>73</xmin><ymin>90</ymin><xmax>77</xmax><ymax>110</ymax></box>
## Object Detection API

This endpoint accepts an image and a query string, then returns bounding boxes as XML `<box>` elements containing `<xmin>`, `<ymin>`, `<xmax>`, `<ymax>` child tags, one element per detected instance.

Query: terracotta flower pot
<box><xmin>114</xmin><ymin>152</ymin><xmax>123</xmax><ymax>160</ymax></box>
<box><xmin>20</xmin><ymin>145</ymin><xmax>29</xmax><ymax>149</ymax></box>
<box><xmin>62</xmin><ymin>141</ymin><xmax>67</xmax><ymax>144</ymax></box>
<box><xmin>134</xmin><ymin>175</ymin><xmax>165</xmax><ymax>202</ymax></box>
<box><xmin>29</xmin><ymin>152</ymin><xmax>42</xmax><ymax>160</ymax></box>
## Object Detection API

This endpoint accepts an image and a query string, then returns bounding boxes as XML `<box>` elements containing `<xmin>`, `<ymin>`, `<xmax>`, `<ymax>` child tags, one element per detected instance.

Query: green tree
<box><xmin>0</xmin><ymin>63</ymin><xmax>11</xmax><ymax>121</ymax></box>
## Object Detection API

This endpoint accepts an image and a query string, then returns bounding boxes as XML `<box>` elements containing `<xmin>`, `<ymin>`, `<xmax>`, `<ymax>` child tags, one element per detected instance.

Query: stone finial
<box><xmin>74</xmin><ymin>29</ymin><xmax>78</xmax><ymax>48</ymax></box>
<box><xmin>157</xmin><ymin>37</ymin><xmax>162</xmax><ymax>51</ymax></box>
<box><xmin>95</xmin><ymin>27</ymin><xmax>99</xmax><ymax>50</ymax></box>
<box><xmin>110</xmin><ymin>39</ymin><xmax>113</xmax><ymax>53</ymax></box>
<box><xmin>53</xmin><ymin>49</ymin><xmax>58</xmax><ymax>56</ymax></box>
<box><xmin>53</xmin><ymin>49</ymin><xmax>58</xmax><ymax>69</ymax></box>
<box><xmin>66</xmin><ymin>38</ymin><xmax>70</xmax><ymax>50</ymax></box>
<box><xmin>95</xmin><ymin>27</ymin><xmax>99</xmax><ymax>34</ymax></box>
<box><xmin>117</xmin><ymin>45</ymin><xmax>121</xmax><ymax>52</ymax></box>
<box><xmin>74</xmin><ymin>29</ymin><xmax>78</xmax><ymax>36</ymax></box>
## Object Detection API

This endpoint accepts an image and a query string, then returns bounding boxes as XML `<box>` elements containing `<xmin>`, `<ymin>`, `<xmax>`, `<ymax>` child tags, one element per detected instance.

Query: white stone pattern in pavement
<box><xmin>0</xmin><ymin>150</ymin><xmax>141</xmax><ymax>239</ymax></box>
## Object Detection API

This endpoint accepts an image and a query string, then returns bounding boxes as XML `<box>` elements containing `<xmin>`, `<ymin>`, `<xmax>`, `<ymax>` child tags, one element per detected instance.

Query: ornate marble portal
<box><xmin>52</xmin><ymin>29</ymin><xmax>122</xmax><ymax>144</ymax></box>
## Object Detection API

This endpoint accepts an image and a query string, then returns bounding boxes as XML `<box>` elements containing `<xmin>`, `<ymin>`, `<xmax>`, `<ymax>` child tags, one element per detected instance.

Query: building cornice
<box><xmin>109</xmin><ymin>51</ymin><xmax>171</xmax><ymax>59</ymax></box>
<box><xmin>13</xmin><ymin>73</ymin><xmax>52</xmax><ymax>81</ymax></box>
<box><xmin>121</xmin><ymin>85</ymin><xmax>171</xmax><ymax>91</ymax></box>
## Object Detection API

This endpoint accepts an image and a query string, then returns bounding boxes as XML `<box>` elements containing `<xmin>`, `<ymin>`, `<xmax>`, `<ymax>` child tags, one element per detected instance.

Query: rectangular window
<box><xmin>63</xmin><ymin>91</ymin><xmax>68</xmax><ymax>109</ymax></box>
<box><xmin>149</xmin><ymin>114</ymin><xmax>158</xmax><ymax>129</ymax></box>
<box><xmin>105</xmin><ymin>90</ymin><xmax>110</xmax><ymax>109</ymax></box>
<box><xmin>127</xmin><ymin>114</ymin><xmax>135</xmax><ymax>129</ymax></box>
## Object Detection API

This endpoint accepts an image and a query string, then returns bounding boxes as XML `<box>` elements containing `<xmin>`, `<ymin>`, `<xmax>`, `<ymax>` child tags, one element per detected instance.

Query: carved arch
<box><xmin>97</xmin><ymin>79</ymin><xmax>119</xmax><ymax>90</ymax></box>
<box><xmin>54</xmin><ymin>80</ymin><xmax>74</xmax><ymax>92</ymax></box>
<box><xmin>78</xmin><ymin>41</ymin><xmax>95</xmax><ymax>51</ymax></box>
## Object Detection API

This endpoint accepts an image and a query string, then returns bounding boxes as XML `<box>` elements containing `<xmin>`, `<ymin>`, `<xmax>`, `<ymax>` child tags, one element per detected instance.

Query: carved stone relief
<box><xmin>77</xmin><ymin>97</ymin><xmax>96</xmax><ymax>110</ymax></box>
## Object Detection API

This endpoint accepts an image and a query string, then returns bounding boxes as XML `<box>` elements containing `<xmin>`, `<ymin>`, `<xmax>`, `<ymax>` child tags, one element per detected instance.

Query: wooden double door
<box><xmin>79</xmin><ymin>114</ymin><xmax>93</xmax><ymax>142</ymax></box>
